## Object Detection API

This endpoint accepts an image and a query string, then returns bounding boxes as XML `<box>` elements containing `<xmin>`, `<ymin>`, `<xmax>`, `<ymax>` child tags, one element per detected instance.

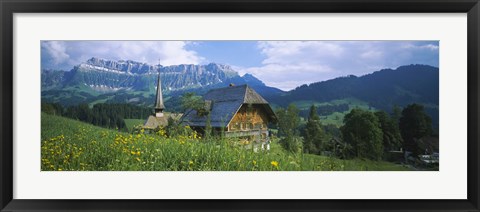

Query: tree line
<box><xmin>275</xmin><ymin>103</ymin><xmax>435</xmax><ymax>161</ymax></box>
<box><xmin>41</xmin><ymin>102</ymin><xmax>152</xmax><ymax>131</ymax></box>
<box><xmin>298</xmin><ymin>104</ymin><xmax>349</xmax><ymax>118</ymax></box>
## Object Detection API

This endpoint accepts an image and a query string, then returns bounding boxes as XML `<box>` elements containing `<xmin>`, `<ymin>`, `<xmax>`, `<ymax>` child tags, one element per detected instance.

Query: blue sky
<box><xmin>42</xmin><ymin>41</ymin><xmax>439</xmax><ymax>91</ymax></box>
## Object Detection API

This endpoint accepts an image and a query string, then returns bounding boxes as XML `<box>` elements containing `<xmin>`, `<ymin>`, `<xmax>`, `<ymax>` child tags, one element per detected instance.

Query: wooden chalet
<box><xmin>182</xmin><ymin>84</ymin><xmax>277</xmax><ymax>140</ymax></box>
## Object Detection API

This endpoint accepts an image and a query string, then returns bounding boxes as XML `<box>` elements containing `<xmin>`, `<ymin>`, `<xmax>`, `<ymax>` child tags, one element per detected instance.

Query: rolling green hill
<box><xmin>267</xmin><ymin>64</ymin><xmax>439</xmax><ymax>129</ymax></box>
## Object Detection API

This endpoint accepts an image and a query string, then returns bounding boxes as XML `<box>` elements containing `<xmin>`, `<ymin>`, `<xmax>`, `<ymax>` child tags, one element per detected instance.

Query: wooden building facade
<box><xmin>182</xmin><ymin>84</ymin><xmax>277</xmax><ymax>140</ymax></box>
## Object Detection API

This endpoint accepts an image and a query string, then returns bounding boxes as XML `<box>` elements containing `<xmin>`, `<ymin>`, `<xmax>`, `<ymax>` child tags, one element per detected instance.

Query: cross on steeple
<box><xmin>154</xmin><ymin>60</ymin><xmax>165</xmax><ymax>117</ymax></box>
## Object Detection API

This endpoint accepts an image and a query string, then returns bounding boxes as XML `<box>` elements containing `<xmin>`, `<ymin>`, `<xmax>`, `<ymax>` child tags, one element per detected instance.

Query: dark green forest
<box><xmin>41</xmin><ymin>103</ymin><xmax>151</xmax><ymax>131</ymax></box>
<box><xmin>275</xmin><ymin>102</ymin><xmax>437</xmax><ymax>166</ymax></box>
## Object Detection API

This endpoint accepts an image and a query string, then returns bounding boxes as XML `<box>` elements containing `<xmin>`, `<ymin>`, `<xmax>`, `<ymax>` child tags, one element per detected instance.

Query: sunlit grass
<box><xmin>41</xmin><ymin>113</ymin><xmax>411</xmax><ymax>171</ymax></box>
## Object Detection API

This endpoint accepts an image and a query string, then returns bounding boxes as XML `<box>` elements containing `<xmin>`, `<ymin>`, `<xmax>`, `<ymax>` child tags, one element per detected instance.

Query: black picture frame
<box><xmin>1</xmin><ymin>0</ymin><xmax>479</xmax><ymax>211</ymax></box>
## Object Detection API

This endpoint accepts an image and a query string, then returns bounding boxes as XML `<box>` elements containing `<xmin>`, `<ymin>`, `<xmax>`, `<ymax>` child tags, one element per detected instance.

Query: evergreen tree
<box><xmin>375</xmin><ymin>111</ymin><xmax>403</xmax><ymax>153</ymax></box>
<box><xmin>276</xmin><ymin>104</ymin><xmax>302</xmax><ymax>153</ymax></box>
<box><xmin>303</xmin><ymin>105</ymin><xmax>324</xmax><ymax>154</ymax></box>
<box><xmin>341</xmin><ymin>109</ymin><xmax>383</xmax><ymax>160</ymax></box>
<box><xmin>391</xmin><ymin>105</ymin><xmax>402</xmax><ymax>124</ymax></box>
<box><xmin>399</xmin><ymin>104</ymin><xmax>433</xmax><ymax>156</ymax></box>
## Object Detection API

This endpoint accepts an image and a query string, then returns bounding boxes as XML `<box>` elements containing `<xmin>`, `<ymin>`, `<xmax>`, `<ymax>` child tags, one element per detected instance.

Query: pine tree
<box><xmin>304</xmin><ymin>105</ymin><xmax>324</xmax><ymax>154</ymax></box>
<box><xmin>276</xmin><ymin>104</ymin><xmax>302</xmax><ymax>153</ymax></box>
<box><xmin>399</xmin><ymin>104</ymin><xmax>433</xmax><ymax>156</ymax></box>
<box><xmin>375</xmin><ymin>111</ymin><xmax>403</xmax><ymax>153</ymax></box>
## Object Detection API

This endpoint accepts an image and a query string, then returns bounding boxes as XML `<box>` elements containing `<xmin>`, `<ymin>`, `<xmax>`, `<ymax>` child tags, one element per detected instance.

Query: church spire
<box><xmin>154</xmin><ymin>62</ymin><xmax>165</xmax><ymax>117</ymax></box>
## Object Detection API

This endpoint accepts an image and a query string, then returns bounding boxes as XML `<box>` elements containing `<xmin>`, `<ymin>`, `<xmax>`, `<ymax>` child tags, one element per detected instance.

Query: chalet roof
<box><xmin>182</xmin><ymin>84</ymin><xmax>276</xmax><ymax>128</ymax></box>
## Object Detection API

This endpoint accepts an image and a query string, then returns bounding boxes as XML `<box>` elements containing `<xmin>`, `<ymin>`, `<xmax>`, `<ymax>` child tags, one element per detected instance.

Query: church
<box><xmin>143</xmin><ymin>70</ymin><xmax>178</xmax><ymax>129</ymax></box>
<box><xmin>144</xmin><ymin>69</ymin><xmax>277</xmax><ymax>143</ymax></box>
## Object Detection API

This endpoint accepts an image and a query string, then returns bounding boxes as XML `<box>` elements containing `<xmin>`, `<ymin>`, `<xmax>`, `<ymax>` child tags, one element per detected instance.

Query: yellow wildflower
<box><xmin>270</xmin><ymin>161</ymin><xmax>279</xmax><ymax>167</ymax></box>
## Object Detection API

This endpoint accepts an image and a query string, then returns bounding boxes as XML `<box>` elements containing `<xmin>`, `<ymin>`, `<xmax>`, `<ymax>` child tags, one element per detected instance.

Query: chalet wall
<box><xmin>227</xmin><ymin>104</ymin><xmax>269</xmax><ymax>132</ymax></box>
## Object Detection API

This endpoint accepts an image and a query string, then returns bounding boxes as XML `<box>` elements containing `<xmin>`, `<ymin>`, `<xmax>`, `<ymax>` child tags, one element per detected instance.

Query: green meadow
<box><xmin>41</xmin><ymin>113</ymin><xmax>411</xmax><ymax>171</ymax></box>
<box><xmin>124</xmin><ymin>119</ymin><xmax>146</xmax><ymax>132</ymax></box>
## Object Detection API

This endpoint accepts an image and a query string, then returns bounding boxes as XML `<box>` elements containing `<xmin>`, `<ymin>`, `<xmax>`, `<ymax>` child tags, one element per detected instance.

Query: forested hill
<box><xmin>267</xmin><ymin>64</ymin><xmax>439</xmax><ymax>126</ymax></box>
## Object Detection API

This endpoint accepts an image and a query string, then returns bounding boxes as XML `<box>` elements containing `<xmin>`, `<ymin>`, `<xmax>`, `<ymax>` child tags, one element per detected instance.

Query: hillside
<box><xmin>266</xmin><ymin>64</ymin><xmax>439</xmax><ymax>128</ymax></box>
<box><xmin>41</xmin><ymin>113</ymin><xmax>411</xmax><ymax>171</ymax></box>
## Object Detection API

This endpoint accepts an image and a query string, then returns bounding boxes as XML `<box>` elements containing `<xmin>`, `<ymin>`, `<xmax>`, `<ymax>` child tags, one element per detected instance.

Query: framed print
<box><xmin>1</xmin><ymin>0</ymin><xmax>479</xmax><ymax>211</ymax></box>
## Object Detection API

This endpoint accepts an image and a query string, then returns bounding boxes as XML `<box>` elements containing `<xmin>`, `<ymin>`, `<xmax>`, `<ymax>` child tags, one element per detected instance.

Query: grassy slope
<box><xmin>41</xmin><ymin>113</ymin><xmax>411</xmax><ymax>171</ymax></box>
<box><xmin>124</xmin><ymin>119</ymin><xmax>146</xmax><ymax>132</ymax></box>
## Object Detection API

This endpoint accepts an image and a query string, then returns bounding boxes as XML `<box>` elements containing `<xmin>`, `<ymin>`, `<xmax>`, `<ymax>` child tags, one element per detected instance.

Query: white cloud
<box><xmin>258</xmin><ymin>41</ymin><xmax>344</xmax><ymax>65</ymax></box>
<box><xmin>239</xmin><ymin>63</ymin><xmax>333</xmax><ymax>91</ymax></box>
<box><xmin>41</xmin><ymin>41</ymin><xmax>70</xmax><ymax>65</ymax></box>
<box><xmin>41</xmin><ymin>40</ymin><xmax>439</xmax><ymax>91</ymax></box>
<box><xmin>41</xmin><ymin>41</ymin><xmax>204</xmax><ymax>71</ymax></box>
<box><xmin>360</xmin><ymin>50</ymin><xmax>383</xmax><ymax>59</ymax></box>
<box><xmin>401</xmin><ymin>43</ymin><xmax>439</xmax><ymax>51</ymax></box>
<box><xmin>420</xmin><ymin>44</ymin><xmax>439</xmax><ymax>50</ymax></box>
<box><xmin>238</xmin><ymin>41</ymin><xmax>439</xmax><ymax>91</ymax></box>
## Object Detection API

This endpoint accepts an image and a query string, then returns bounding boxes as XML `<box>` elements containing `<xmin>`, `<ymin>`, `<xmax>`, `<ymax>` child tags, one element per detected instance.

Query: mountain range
<box><xmin>41</xmin><ymin>58</ymin><xmax>438</xmax><ymax>128</ymax></box>
<box><xmin>41</xmin><ymin>57</ymin><xmax>283</xmax><ymax>106</ymax></box>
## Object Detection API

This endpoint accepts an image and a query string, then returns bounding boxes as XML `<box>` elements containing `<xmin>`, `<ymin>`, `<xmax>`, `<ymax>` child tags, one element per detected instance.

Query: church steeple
<box><xmin>154</xmin><ymin>64</ymin><xmax>165</xmax><ymax>117</ymax></box>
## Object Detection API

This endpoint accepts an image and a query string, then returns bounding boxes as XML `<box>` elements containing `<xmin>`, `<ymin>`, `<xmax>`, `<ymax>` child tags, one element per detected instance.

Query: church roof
<box><xmin>143</xmin><ymin>116</ymin><xmax>169</xmax><ymax>129</ymax></box>
<box><xmin>182</xmin><ymin>85</ymin><xmax>276</xmax><ymax>128</ymax></box>
<box><xmin>154</xmin><ymin>71</ymin><xmax>165</xmax><ymax>110</ymax></box>
<box><xmin>143</xmin><ymin>113</ymin><xmax>182</xmax><ymax>129</ymax></box>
